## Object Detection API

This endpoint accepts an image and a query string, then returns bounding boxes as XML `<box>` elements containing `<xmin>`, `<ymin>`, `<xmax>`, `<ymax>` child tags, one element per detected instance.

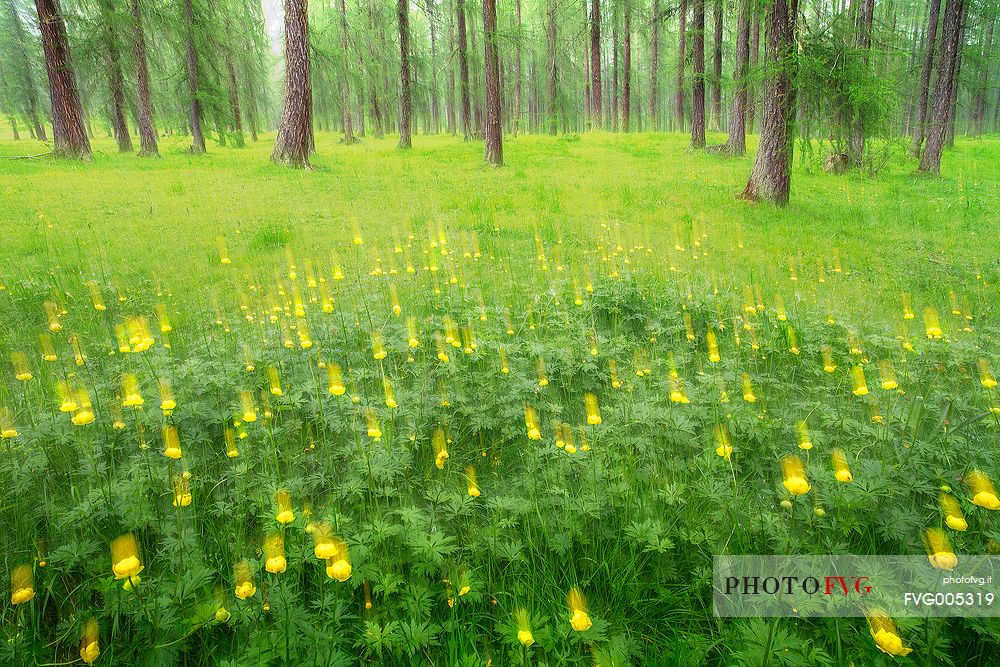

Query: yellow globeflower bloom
<box><xmin>584</xmin><ymin>392</ymin><xmax>602</xmax><ymax>425</ymax></box>
<box><xmin>122</xmin><ymin>373</ymin><xmax>144</xmax><ymax>407</ymax></box>
<box><xmin>567</xmin><ymin>586</ymin><xmax>592</xmax><ymax>632</ymax></box>
<box><xmin>163</xmin><ymin>425</ymin><xmax>182</xmax><ymax>459</ymax></box>
<box><xmin>939</xmin><ymin>493</ymin><xmax>968</xmax><ymax>531</ymax></box>
<box><xmin>268</xmin><ymin>366</ymin><xmax>283</xmax><ymax>396</ymax></box>
<box><xmin>781</xmin><ymin>455</ymin><xmax>811</xmax><ymax>496</ymax></box>
<box><xmin>0</xmin><ymin>407</ymin><xmax>18</xmax><ymax>439</ymax></box>
<box><xmin>901</xmin><ymin>292</ymin><xmax>915</xmax><ymax>320</ymax></box>
<box><xmin>371</xmin><ymin>330</ymin><xmax>387</xmax><ymax>360</ymax></box>
<box><xmin>264</xmin><ymin>533</ymin><xmax>286</xmax><ymax>574</ymax></box>
<box><xmin>713</xmin><ymin>424</ymin><xmax>733</xmax><ymax>461</ymax></box>
<box><xmin>158</xmin><ymin>378</ymin><xmax>176</xmax><ymax>413</ymax></box>
<box><xmin>365</xmin><ymin>409</ymin><xmax>382</xmax><ymax>440</ymax></box>
<box><xmin>275</xmin><ymin>489</ymin><xmax>295</xmax><ymax>524</ymax></box>
<box><xmin>609</xmin><ymin>359</ymin><xmax>622</xmax><ymax>388</ymax></box>
<box><xmin>967</xmin><ymin>470</ymin><xmax>1000</xmax><ymax>510</ymax></box>
<box><xmin>39</xmin><ymin>333</ymin><xmax>57</xmax><ymax>362</ymax></box>
<box><xmin>72</xmin><ymin>388</ymin><xmax>95</xmax><ymax>426</ymax></box>
<box><xmin>327</xmin><ymin>364</ymin><xmax>346</xmax><ymax>396</ymax></box>
<box><xmin>924</xmin><ymin>527</ymin><xmax>958</xmax><ymax>571</ymax></box>
<box><xmin>80</xmin><ymin>617</ymin><xmax>99</xmax><ymax>665</ymax></box>
<box><xmin>668</xmin><ymin>375</ymin><xmax>689</xmax><ymax>404</ymax></box>
<box><xmin>850</xmin><ymin>365</ymin><xmax>869</xmax><ymax>396</ymax></box>
<box><xmin>979</xmin><ymin>358</ymin><xmax>997</xmax><ymax>388</ymax></box>
<box><xmin>383</xmin><ymin>376</ymin><xmax>397</xmax><ymax>408</ymax></box>
<box><xmin>562</xmin><ymin>423</ymin><xmax>577</xmax><ymax>454</ymax></box>
<box><xmin>406</xmin><ymin>316</ymin><xmax>420</xmax><ymax>348</ymax></box>
<box><xmin>831</xmin><ymin>448</ymin><xmax>853</xmax><ymax>483</ymax></box>
<box><xmin>741</xmin><ymin>373</ymin><xmax>756</xmax><ymax>403</ymax></box>
<box><xmin>466</xmin><ymin>466</ymin><xmax>480</xmax><ymax>497</ymax></box>
<box><xmin>499</xmin><ymin>345</ymin><xmax>510</xmax><ymax>374</ymax></box>
<box><xmin>11</xmin><ymin>352</ymin><xmax>32</xmax><ymax>381</ymax></box>
<box><xmin>240</xmin><ymin>390</ymin><xmax>257</xmax><ymax>422</ymax></box>
<box><xmin>325</xmin><ymin>539</ymin><xmax>351</xmax><ymax>582</ymax></box>
<box><xmin>820</xmin><ymin>345</ymin><xmax>837</xmax><ymax>373</ymax></box>
<box><xmin>524</xmin><ymin>405</ymin><xmax>541</xmax><ymax>440</ymax></box>
<box><xmin>234</xmin><ymin>560</ymin><xmax>257</xmax><ymax>599</ymax></box>
<box><xmin>867</xmin><ymin>609</ymin><xmax>912</xmax><ymax>656</ymax></box>
<box><xmin>795</xmin><ymin>420</ymin><xmax>812</xmax><ymax>451</ymax></box>
<box><xmin>514</xmin><ymin>607</ymin><xmax>534</xmax><ymax>646</ymax></box>
<box><xmin>225</xmin><ymin>427</ymin><xmax>239</xmax><ymax>458</ymax></box>
<box><xmin>536</xmin><ymin>357</ymin><xmax>549</xmax><ymax>387</ymax></box>
<box><xmin>433</xmin><ymin>427</ymin><xmax>449</xmax><ymax>469</ymax></box>
<box><xmin>10</xmin><ymin>564</ymin><xmax>35</xmax><ymax>605</ymax></box>
<box><xmin>110</xmin><ymin>532</ymin><xmax>144</xmax><ymax>580</ymax></box>
<box><xmin>923</xmin><ymin>307</ymin><xmax>942</xmax><ymax>339</ymax></box>
<box><xmin>706</xmin><ymin>329</ymin><xmax>721</xmax><ymax>363</ymax></box>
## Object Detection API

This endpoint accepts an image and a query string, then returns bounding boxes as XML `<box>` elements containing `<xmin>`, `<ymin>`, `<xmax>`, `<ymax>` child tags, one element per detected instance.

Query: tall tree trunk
<box><xmin>446</xmin><ymin>0</ymin><xmax>457</xmax><ymax>133</ymax></box>
<box><xmin>920</xmin><ymin>0</ymin><xmax>964</xmax><ymax>173</ymax></box>
<box><xmin>457</xmin><ymin>0</ymin><xmax>472</xmax><ymax>139</ymax></box>
<box><xmin>98</xmin><ymin>0</ymin><xmax>132</xmax><ymax>152</ymax></box>
<box><xmin>547</xmin><ymin>0</ymin><xmax>558</xmax><ymax>135</ymax></box>
<box><xmin>367</xmin><ymin>0</ymin><xmax>384</xmax><ymax>138</ymax></box>
<box><xmin>912</xmin><ymin>0</ymin><xmax>941</xmax><ymax>156</ymax></box>
<box><xmin>271</xmin><ymin>0</ymin><xmax>313</xmax><ymax>167</ymax></box>
<box><xmin>5</xmin><ymin>0</ymin><xmax>47</xmax><ymax>141</ymax></box>
<box><xmin>225</xmin><ymin>56</ymin><xmax>245</xmax><ymax>147</ymax></box>
<box><xmin>338</xmin><ymin>0</ymin><xmax>356</xmax><ymax>143</ymax></box>
<box><xmin>944</xmin><ymin>12</ymin><xmax>964</xmax><ymax>147</ymax></box>
<box><xmin>690</xmin><ymin>0</ymin><xmax>706</xmax><ymax>147</ymax></box>
<box><xmin>513</xmin><ymin>0</ymin><xmax>523</xmax><ymax>135</ymax></box>
<box><xmin>649</xmin><ymin>0</ymin><xmax>659</xmax><ymax>130</ymax></box>
<box><xmin>584</xmin><ymin>0</ymin><xmax>591</xmax><ymax>127</ymax></box>
<box><xmin>676</xmin><ymin>0</ymin><xmax>687</xmax><ymax>130</ymax></box>
<box><xmin>131</xmin><ymin>0</ymin><xmax>159</xmax><ymax>155</ymax></box>
<box><xmin>848</xmin><ymin>0</ymin><xmax>874</xmax><ymax>166</ymax></box>
<box><xmin>972</xmin><ymin>15</ymin><xmax>994</xmax><ymax>136</ymax></box>
<box><xmin>9</xmin><ymin>116</ymin><xmax>20</xmax><ymax>140</ymax></box>
<box><xmin>622</xmin><ymin>0</ymin><xmax>631</xmax><ymax>132</ymax></box>
<box><xmin>723</xmin><ymin>0</ymin><xmax>749</xmax><ymax>154</ymax></box>
<box><xmin>426</xmin><ymin>0</ymin><xmax>440</xmax><ymax>132</ymax></box>
<box><xmin>397</xmin><ymin>0</ymin><xmax>412</xmax><ymax>148</ymax></box>
<box><xmin>590</xmin><ymin>0</ymin><xmax>602</xmax><ymax>128</ymax></box>
<box><xmin>482</xmin><ymin>0</ymin><xmax>502</xmax><ymax>163</ymax></box>
<box><xmin>612</xmin><ymin>3</ymin><xmax>619</xmax><ymax>130</ymax></box>
<box><xmin>740</xmin><ymin>0</ymin><xmax>796</xmax><ymax>204</ymax></box>
<box><xmin>182</xmin><ymin>0</ymin><xmax>206</xmax><ymax>153</ymax></box>
<box><xmin>748</xmin><ymin>10</ymin><xmax>759</xmax><ymax>131</ymax></box>
<box><xmin>33</xmin><ymin>0</ymin><xmax>90</xmax><ymax>158</ymax></box>
<box><xmin>710</xmin><ymin>0</ymin><xmax>723</xmax><ymax>131</ymax></box>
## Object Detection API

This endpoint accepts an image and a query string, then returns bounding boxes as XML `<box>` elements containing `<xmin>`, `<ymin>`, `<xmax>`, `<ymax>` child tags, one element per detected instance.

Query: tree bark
<box><xmin>649</xmin><ymin>0</ymin><xmax>659</xmax><ymax>130</ymax></box>
<box><xmin>426</xmin><ymin>0</ymin><xmax>440</xmax><ymax>132</ymax></box>
<box><xmin>271</xmin><ymin>0</ymin><xmax>313</xmax><ymax>167</ymax></box>
<box><xmin>912</xmin><ymin>0</ymin><xmax>941</xmax><ymax>156</ymax></box>
<box><xmin>457</xmin><ymin>0</ymin><xmax>472</xmax><ymax>139</ymax></box>
<box><xmin>944</xmin><ymin>11</ymin><xmax>964</xmax><ymax>147</ymax></box>
<box><xmin>34</xmin><ymin>0</ymin><xmax>90</xmax><ymax>158</ymax></box>
<box><xmin>98</xmin><ymin>0</ymin><xmax>132</xmax><ymax>152</ymax></box>
<box><xmin>182</xmin><ymin>0</ymin><xmax>206</xmax><ymax>153</ymax></box>
<box><xmin>690</xmin><ymin>0</ymin><xmax>706</xmax><ymax>147</ymax></box>
<box><xmin>723</xmin><ymin>0</ymin><xmax>750</xmax><ymax>154</ymax></box>
<box><xmin>397</xmin><ymin>0</ymin><xmax>412</xmax><ymax>148</ymax></box>
<box><xmin>547</xmin><ymin>0</ymin><xmax>558</xmax><ymax>134</ymax></box>
<box><xmin>338</xmin><ymin>0</ymin><xmax>356</xmax><ymax>143</ymax></box>
<box><xmin>225</xmin><ymin>56</ymin><xmax>245</xmax><ymax>147</ymax></box>
<box><xmin>446</xmin><ymin>0</ymin><xmax>457</xmax><ymax>133</ymax></box>
<box><xmin>740</xmin><ymin>0</ymin><xmax>796</xmax><ymax>204</ymax></box>
<box><xmin>131</xmin><ymin>0</ymin><xmax>158</xmax><ymax>155</ymax></box>
<box><xmin>622</xmin><ymin>0</ymin><xmax>631</xmax><ymax>131</ymax></box>
<box><xmin>513</xmin><ymin>0</ymin><xmax>523</xmax><ymax>135</ymax></box>
<box><xmin>710</xmin><ymin>0</ymin><xmax>723</xmax><ymax>131</ymax></box>
<box><xmin>847</xmin><ymin>0</ymin><xmax>874</xmax><ymax>166</ymax></box>
<box><xmin>5</xmin><ymin>0</ymin><xmax>47</xmax><ymax>141</ymax></box>
<box><xmin>590</xmin><ymin>0</ymin><xmax>602</xmax><ymax>128</ymax></box>
<box><xmin>676</xmin><ymin>0</ymin><xmax>687</xmax><ymax>130</ymax></box>
<box><xmin>920</xmin><ymin>0</ymin><xmax>963</xmax><ymax>173</ymax></box>
<box><xmin>972</xmin><ymin>15</ymin><xmax>994</xmax><ymax>136</ymax></box>
<box><xmin>482</xmin><ymin>0</ymin><xmax>502</xmax><ymax>164</ymax></box>
<box><xmin>748</xmin><ymin>10</ymin><xmax>759</xmax><ymax>131</ymax></box>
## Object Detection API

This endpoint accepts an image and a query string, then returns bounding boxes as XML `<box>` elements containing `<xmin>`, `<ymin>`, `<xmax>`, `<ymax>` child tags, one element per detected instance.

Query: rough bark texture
<box><xmin>131</xmin><ymin>0</ymin><xmax>159</xmax><ymax>156</ymax></box>
<box><xmin>590</xmin><ymin>0</ymin><xmax>602</xmax><ymax>128</ymax></box>
<box><xmin>622</xmin><ymin>0</ymin><xmax>631</xmax><ymax>131</ymax></box>
<box><xmin>338</xmin><ymin>0</ymin><xmax>355</xmax><ymax>143</ymax></box>
<box><xmin>457</xmin><ymin>0</ymin><xmax>472</xmax><ymax>139</ymax></box>
<box><xmin>271</xmin><ymin>0</ymin><xmax>313</xmax><ymax>167</ymax></box>
<box><xmin>912</xmin><ymin>0</ymin><xmax>942</xmax><ymax>156</ymax></box>
<box><xmin>482</xmin><ymin>0</ymin><xmax>502</xmax><ymax>164</ymax></box>
<box><xmin>741</xmin><ymin>0</ymin><xmax>796</xmax><ymax>205</ymax></box>
<box><xmin>513</xmin><ymin>0</ymin><xmax>522</xmax><ymax>135</ymax></box>
<box><xmin>34</xmin><ymin>0</ymin><xmax>90</xmax><ymax>158</ymax></box>
<box><xmin>446</xmin><ymin>0</ymin><xmax>456</xmax><ymax>133</ymax></box>
<box><xmin>676</xmin><ymin>0</ymin><xmax>687</xmax><ymax>130</ymax></box>
<box><xmin>944</xmin><ymin>12</ymin><xmax>964</xmax><ymax>147</ymax></box>
<box><xmin>847</xmin><ymin>0</ymin><xmax>874</xmax><ymax>166</ymax></box>
<box><xmin>710</xmin><ymin>0</ymin><xmax>723</xmax><ymax>131</ymax></box>
<box><xmin>98</xmin><ymin>0</ymin><xmax>132</xmax><ymax>152</ymax></box>
<box><xmin>397</xmin><ymin>0</ymin><xmax>412</xmax><ymax>148</ymax></box>
<box><xmin>972</xmin><ymin>15</ymin><xmax>994</xmax><ymax>135</ymax></box>
<box><xmin>919</xmin><ymin>0</ymin><xmax>963</xmax><ymax>173</ymax></box>
<box><xmin>723</xmin><ymin>0</ymin><xmax>750</xmax><ymax>154</ymax></box>
<box><xmin>225</xmin><ymin>56</ymin><xmax>245</xmax><ymax>147</ymax></box>
<box><xmin>182</xmin><ymin>0</ymin><xmax>206</xmax><ymax>153</ymax></box>
<box><xmin>547</xmin><ymin>0</ymin><xmax>558</xmax><ymax>135</ymax></box>
<box><xmin>649</xmin><ymin>0</ymin><xmax>659</xmax><ymax>130</ymax></box>
<box><xmin>748</xmin><ymin>10</ymin><xmax>759</xmax><ymax>130</ymax></box>
<box><xmin>690</xmin><ymin>0</ymin><xmax>706</xmax><ymax>147</ymax></box>
<box><xmin>5</xmin><ymin>0</ymin><xmax>47</xmax><ymax>141</ymax></box>
<box><xmin>426</xmin><ymin>0</ymin><xmax>440</xmax><ymax>132</ymax></box>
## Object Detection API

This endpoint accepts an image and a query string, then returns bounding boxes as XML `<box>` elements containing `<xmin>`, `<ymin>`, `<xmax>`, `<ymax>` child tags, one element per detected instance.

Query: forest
<box><xmin>1</xmin><ymin>0</ymin><xmax>999</xmax><ymax>664</ymax></box>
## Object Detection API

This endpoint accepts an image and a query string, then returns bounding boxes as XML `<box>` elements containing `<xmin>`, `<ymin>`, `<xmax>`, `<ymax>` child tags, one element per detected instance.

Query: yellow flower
<box><xmin>820</xmin><ymin>344</ymin><xmax>837</xmax><ymax>373</ymax></box>
<box><xmin>795</xmin><ymin>420</ymin><xmax>812</xmax><ymax>450</ymax></box>
<box><xmin>122</xmin><ymin>373</ymin><xmax>144</xmax><ymax>407</ymax></box>
<box><xmin>967</xmin><ymin>470</ymin><xmax>1000</xmax><ymax>510</ymax></box>
<box><xmin>924</xmin><ymin>528</ymin><xmax>958</xmax><ymax>571</ymax></box>
<box><xmin>978</xmin><ymin>359</ymin><xmax>997</xmax><ymax>388</ymax></box>
<box><xmin>867</xmin><ymin>609</ymin><xmax>912</xmax><ymax>656</ymax></box>
<box><xmin>584</xmin><ymin>392</ymin><xmax>602</xmax><ymax>425</ymax></box>
<box><xmin>327</xmin><ymin>363</ymin><xmax>346</xmax><ymax>395</ymax></box>
<box><xmin>850</xmin><ymin>365</ymin><xmax>869</xmax><ymax>396</ymax></box>
<box><xmin>524</xmin><ymin>405</ymin><xmax>541</xmax><ymax>440</ymax></box>
<box><xmin>275</xmin><ymin>489</ymin><xmax>295</xmax><ymax>524</ymax></box>
<box><xmin>741</xmin><ymin>373</ymin><xmax>756</xmax><ymax>403</ymax></box>
<box><xmin>713</xmin><ymin>424</ymin><xmax>733</xmax><ymax>461</ymax></box>
<box><xmin>567</xmin><ymin>586</ymin><xmax>592</xmax><ymax>632</ymax></box>
<box><xmin>781</xmin><ymin>455</ymin><xmax>811</xmax><ymax>496</ymax></box>
<box><xmin>172</xmin><ymin>473</ymin><xmax>192</xmax><ymax>507</ymax></box>
<box><xmin>923</xmin><ymin>307</ymin><xmax>942</xmax><ymax>338</ymax></box>
<box><xmin>365</xmin><ymin>409</ymin><xmax>382</xmax><ymax>440</ymax></box>
<box><xmin>80</xmin><ymin>617</ymin><xmax>99</xmax><ymax>666</ymax></box>
<box><xmin>514</xmin><ymin>608</ymin><xmax>534</xmax><ymax>646</ymax></box>
<box><xmin>466</xmin><ymin>466</ymin><xmax>480</xmax><ymax>497</ymax></box>
<box><xmin>264</xmin><ymin>533</ymin><xmax>286</xmax><ymax>573</ymax></box>
<box><xmin>111</xmin><ymin>532</ymin><xmax>144</xmax><ymax>579</ymax></box>
<box><xmin>10</xmin><ymin>564</ymin><xmax>34</xmax><ymax>605</ymax></box>
<box><xmin>324</xmin><ymin>538</ymin><xmax>351</xmax><ymax>582</ymax></box>
<box><xmin>163</xmin><ymin>425</ymin><xmax>182</xmax><ymax>459</ymax></box>
<box><xmin>234</xmin><ymin>560</ymin><xmax>256</xmax><ymax>599</ymax></box>
<box><xmin>940</xmin><ymin>494</ymin><xmax>967</xmax><ymax>531</ymax></box>
<box><xmin>371</xmin><ymin>330</ymin><xmax>387</xmax><ymax>360</ymax></box>
<box><xmin>878</xmin><ymin>360</ymin><xmax>898</xmax><ymax>390</ymax></box>
<box><xmin>831</xmin><ymin>448</ymin><xmax>853</xmax><ymax>483</ymax></box>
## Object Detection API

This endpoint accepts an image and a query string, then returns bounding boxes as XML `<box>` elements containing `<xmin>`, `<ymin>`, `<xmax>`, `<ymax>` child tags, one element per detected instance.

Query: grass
<box><xmin>0</xmin><ymin>130</ymin><xmax>998</xmax><ymax>666</ymax></box>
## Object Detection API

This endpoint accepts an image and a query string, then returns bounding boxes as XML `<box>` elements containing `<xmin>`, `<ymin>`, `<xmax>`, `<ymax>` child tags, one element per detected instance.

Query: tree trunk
<box><xmin>397</xmin><ymin>0</ymin><xmax>412</xmax><ymax>148</ymax></box>
<box><xmin>748</xmin><ymin>10</ymin><xmax>759</xmax><ymax>131</ymax></box>
<box><xmin>98</xmin><ymin>0</ymin><xmax>132</xmax><ymax>152</ymax></box>
<box><xmin>690</xmin><ymin>0</ymin><xmax>706</xmax><ymax>147</ymax></box>
<box><xmin>710</xmin><ymin>0</ymin><xmax>723</xmax><ymax>131</ymax></box>
<box><xmin>944</xmin><ymin>12</ymin><xmax>964</xmax><ymax>148</ymax></box>
<box><xmin>649</xmin><ymin>0</ymin><xmax>659</xmax><ymax>130</ymax></box>
<box><xmin>34</xmin><ymin>0</ymin><xmax>90</xmax><ymax>159</ymax></box>
<box><xmin>5</xmin><ymin>0</ymin><xmax>47</xmax><ymax>141</ymax></box>
<box><xmin>225</xmin><ymin>56</ymin><xmax>245</xmax><ymax>147</ymax></box>
<box><xmin>131</xmin><ymin>0</ymin><xmax>159</xmax><ymax>155</ymax></box>
<box><xmin>622</xmin><ymin>0</ymin><xmax>631</xmax><ymax>132</ymax></box>
<box><xmin>547</xmin><ymin>0</ymin><xmax>558</xmax><ymax>135</ymax></box>
<box><xmin>457</xmin><ymin>0</ymin><xmax>472</xmax><ymax>139</ymax></box>
<box><xmin>590</xmin><ymin>0</ymin><xmax>602</xmax><ymax>128</ymax></box>
<box><xmin>426</xmin><ymin>0</ymin><xmax>440</xmax><ymax>133</ymax></box>
<box><xmin>446</xmin><ymin>0</ymin><xmax>457</xmax><ymax>133</ymax></box>
<box><xmin>912</xmin><ymin>0</ymin><xmax>941</xmax><ymax>156</ymax></box>
<box><xmin>612</xmin><ymin>3</ymin><xmax>619</xmax><ymax>130</ymax></box>
<box><xmin>847</xmin><ymin>0</ymin><xmax>874</xmax><ymax>166</ymax></box>
<box><xmin>723</xmin><ymin>0</ymin><xmax>750</xmax><ymax>154</ymax></box>
<box><xmin>339</xmin><ymin>0</ymin><xmax>356</xmax><ymax>143</ymax></box>
<box><xmin>972</xmin><ymin>15</ymin><xmax>994</xmax><ymax>136</ymax></box>
<box><xmin>514</xmin><ymin>0</ymin><xmax>523</xmax><ymax>135</ymax></box>
<box><xmin>920</xmin><ymin>0</ymin><xmax>963</xmax><ymax>173</ymax></box>
<box><xmin>482</xmin><ymin>0</ymin><xmax>502</xmax><ymax>164</ymax></box>
<box><xmin>182</xmin><ymin>0</ymin><xmax>206</xmax><ymax>153</ymax></box>
<box><xmin>676</xmin><ymin>0</ymin><xmax>687</xmax><ymax>130</ymax></box>
<box><xmin>740</xmin><ymin>0</ymin><xmax>796</xmax><ymax>204</ymax></box>
<box><xmin>271</xmin><ymin>0</ymin><xmax>313</xmax><ymax>167</ymax></box>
